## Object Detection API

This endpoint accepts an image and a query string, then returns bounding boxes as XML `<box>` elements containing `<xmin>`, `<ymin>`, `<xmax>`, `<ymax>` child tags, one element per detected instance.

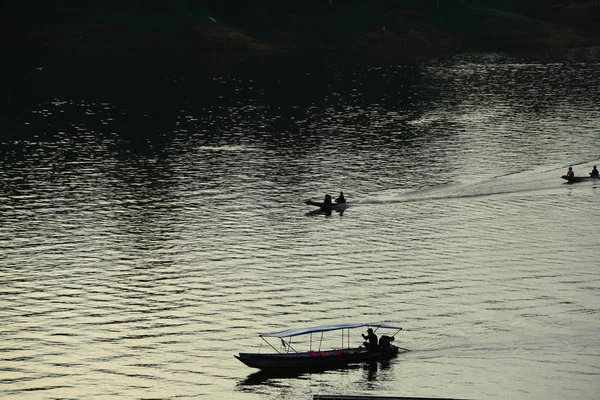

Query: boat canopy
<box><xmin>260</xmin><ymin>322</ymin><xmax>402</xmax><ymax>338</ymax></box>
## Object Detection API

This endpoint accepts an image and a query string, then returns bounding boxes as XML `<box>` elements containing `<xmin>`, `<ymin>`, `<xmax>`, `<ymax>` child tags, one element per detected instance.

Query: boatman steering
<box><xmin>362</xmin><ymin>328</ymin><xmax>378</xmax><ymax>351</ymax></box>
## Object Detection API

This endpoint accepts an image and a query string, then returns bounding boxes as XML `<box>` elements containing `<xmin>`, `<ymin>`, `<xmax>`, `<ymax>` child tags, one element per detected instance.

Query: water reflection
<box><xmin>238</xmin><ymin>370</ymin><xmax>311</xmax><ymax>386</ymax></box>
<box><xmin>237</xmin><ymin>362</ymin><xmax>385</xmax><ymax>387</ymax></box>
<box><xmin>305</xmin><ymin>207</ymin><xmax>347</xmax><ymax>217</ymax></box>
<box><xmin>363</xmin><ymin>362</ymin><xmax>382</xmax><ymax>382</ymax></box>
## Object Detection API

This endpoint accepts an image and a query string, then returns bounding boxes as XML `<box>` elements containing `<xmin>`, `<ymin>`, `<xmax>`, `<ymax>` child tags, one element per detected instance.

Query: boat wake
<box><xmin>354</xmin><ymin>166</ymin><xmax>595</xmax><ymax>206</ymax></box>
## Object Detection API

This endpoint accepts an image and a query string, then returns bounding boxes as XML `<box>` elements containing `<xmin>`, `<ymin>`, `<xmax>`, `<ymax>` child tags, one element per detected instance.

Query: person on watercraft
<box><xmin>362</xmin><ymin>328</ymin><xmax>378</xmax><ymax>351</ymax></box>
<box><xmin>335</xmin><ymin>191</ymin><xmax>346</xmax><ymax>204</ymax></box>
<box><xmin>590</xmin><ymin>166</ymin><xmax>599</xmax><ymax>178</ymax></box>
<box><xmin>567</xmin><ymin>167</ymin><xmax>574</xmax><ymax>178</ymax></box>
<box><xmin>323</xmin><ymin>194</ymin><xmax>333</xmax><ymax>206</ymax></box>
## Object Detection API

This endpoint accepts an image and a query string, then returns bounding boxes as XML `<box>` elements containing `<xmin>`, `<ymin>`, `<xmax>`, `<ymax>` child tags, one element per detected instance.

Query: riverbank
<box><xmin>3</xmin><ymin>1</ymin><xmax>600</xmax><ymax>61</ymax></box>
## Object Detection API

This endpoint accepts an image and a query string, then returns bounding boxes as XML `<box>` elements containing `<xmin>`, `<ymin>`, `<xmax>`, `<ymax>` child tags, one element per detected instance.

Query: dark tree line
<box><xmin>2</xmin><ymin>0</ymin><xmax>596</xmax><ymax>53</ymax></box>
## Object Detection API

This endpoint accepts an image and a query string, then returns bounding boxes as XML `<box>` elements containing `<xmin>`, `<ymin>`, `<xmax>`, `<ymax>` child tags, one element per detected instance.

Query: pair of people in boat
<box><xmin>323</xmin><ymin>192</ymin><xmax>346</xmax><ymax>206</ymax></box>
<box><xmin>361</xmin><ymin>328</ymin><xmax>394</xmax><ymax>351</ymax></box>
<box><xmin>566</xmin><ymin>166</ymin><xmax>599</xmax><ymax>178</ymax></box>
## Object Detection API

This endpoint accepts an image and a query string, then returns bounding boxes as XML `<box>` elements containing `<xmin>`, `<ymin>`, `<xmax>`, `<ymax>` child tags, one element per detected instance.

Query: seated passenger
<box><xmin>323</xmin><ymin>194</ymin><xmax>333</xmax><ymax>206</ymax></box>
<box><xmin>362</xmin><ymin>328</ymin><xmax>378</xmax><ymax>351</ymax></box>
<box><xmin>335</xmin><ymin>191</ymin><xmax>346</xmax><ymax>204</ymax></box>
<box><xmin>590</xmin><ymin>165</ymin><xmax>599</xmax><ymax>178</ymax></box>
<box><xmin>567</xmin><ymin>167</ymin><xmax>574</xmax><ymax>178</ymax></box>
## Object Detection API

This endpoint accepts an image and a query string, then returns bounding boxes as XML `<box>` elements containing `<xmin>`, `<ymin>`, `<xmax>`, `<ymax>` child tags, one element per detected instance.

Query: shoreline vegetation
<box><xmin>3</xmin><ymin>0</ymin><xmax>600</xmax><ymax>61</ymax></box>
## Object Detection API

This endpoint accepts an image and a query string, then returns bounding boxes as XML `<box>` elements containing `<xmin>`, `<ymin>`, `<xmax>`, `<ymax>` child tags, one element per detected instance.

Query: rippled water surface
<box><xmin>1</xmin><ymin>53</ymin><xmax>600</xmax><ymax>400</ymax></box>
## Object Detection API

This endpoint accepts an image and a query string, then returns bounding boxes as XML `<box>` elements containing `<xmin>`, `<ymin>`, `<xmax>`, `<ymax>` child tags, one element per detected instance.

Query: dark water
<box><xmin>1</xmin><ymin>53</ymin><xmax>600</xmax><ymax>400</ymax></box>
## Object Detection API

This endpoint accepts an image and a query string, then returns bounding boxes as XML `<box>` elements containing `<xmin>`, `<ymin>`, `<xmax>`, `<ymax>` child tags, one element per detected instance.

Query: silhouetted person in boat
<box><xmin>590</xmin><ymin>166</ymin><xmax>599</xmax><ymax>178</ymax></box>
<box><xmin>567</xmin><ymin>167</ymin><xmax>574</xmax><ymax>178</ymax></box>
<box><xmin>335</xmin><ymin>191</ymin><xmax>346</xmax><ymax>204</ymax></box>
<box><xmin>323</xmin><ymin>194</ymin><xmax>333</xmax><ymax>206</ymax></box>
<box><xmin>362</xmin><ymin>328</ymin><xmax>378</xmax><ymax>351</ymax></box>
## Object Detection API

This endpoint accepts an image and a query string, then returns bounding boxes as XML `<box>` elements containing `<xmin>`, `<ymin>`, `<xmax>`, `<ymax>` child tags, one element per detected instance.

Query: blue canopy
<box><xmin>260</xmin><ymin>323</ymin><xmax>402</xmax><ymax>338</ymax></box>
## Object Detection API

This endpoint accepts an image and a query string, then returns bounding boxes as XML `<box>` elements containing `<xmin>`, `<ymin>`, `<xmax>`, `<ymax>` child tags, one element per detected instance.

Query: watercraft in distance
<box><xmin>305</xmin><ymin>199</ymin><xmax>348</xmax><ymax>210</ymax></box>
<box><xmin>235</xmin><ymin>322</ymin><xmax>407</xmax><ymax>371</ymax></box>
<box><xmin>561</xmin><ymin>175</ymin><xmax>600</xmax><ymax>183</ymax></box>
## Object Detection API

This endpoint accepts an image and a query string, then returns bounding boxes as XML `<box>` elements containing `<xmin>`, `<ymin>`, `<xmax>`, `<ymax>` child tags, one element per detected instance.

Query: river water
<box><xmin>1</xmin><ymin>52</ymin><xmax>599</xmax><ymax>400</ymax></box>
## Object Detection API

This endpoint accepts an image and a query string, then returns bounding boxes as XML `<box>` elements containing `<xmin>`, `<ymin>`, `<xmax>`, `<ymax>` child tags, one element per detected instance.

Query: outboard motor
<box><xmin>379</xmin><ymin>335</ymin><xmax>394</xmax><ymax>348</ymax></box>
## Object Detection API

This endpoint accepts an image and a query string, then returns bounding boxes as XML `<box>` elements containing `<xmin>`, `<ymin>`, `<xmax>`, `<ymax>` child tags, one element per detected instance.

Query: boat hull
<box><xmin>561</xmin><ymin>175</ymin><xmax>599</xmax><ymax>183</ymax></box>
<box><xmin>236</xmin><ymin>346</ymin><xmax>400</xmax><ymax>370</ymax></box>
<box><xmin>305</xmin><ymin>200</ymin><xmax>348</xmax><ymax>210</ymax></box>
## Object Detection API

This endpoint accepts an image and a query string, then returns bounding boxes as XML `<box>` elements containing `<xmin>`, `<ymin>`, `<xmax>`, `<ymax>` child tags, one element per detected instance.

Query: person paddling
<box><xmin>590</xmin><ymin>165</ymin><xmax>599</xmax><ymax>178</ymax></box>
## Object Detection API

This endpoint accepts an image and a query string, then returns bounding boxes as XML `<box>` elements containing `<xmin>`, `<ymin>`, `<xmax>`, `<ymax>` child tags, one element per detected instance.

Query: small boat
<box><xmin>305</xmin><ymin>200</ymin><xmax>348</xmax><ymax>210</ymax></box>
<box><xmin>305</xmin><ymin>199</ymin><xmax>349</xmax><ymax>216</ymax></box>
<box><xmin>235</xmin><ymin>322</ymin><xmax>406</xmax><ymax>371</ymax></box>
<box><xmin>561</xmin><ymin>175</ymin><xmax>600</xmax><ymax>183</ymax></box>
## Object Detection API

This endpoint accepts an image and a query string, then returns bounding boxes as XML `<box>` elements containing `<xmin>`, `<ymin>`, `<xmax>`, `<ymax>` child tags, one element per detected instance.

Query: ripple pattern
<box><xmin>1</xmin><ymin>54</ymin><xmax>600</xmax><ymax>400</ymax></box>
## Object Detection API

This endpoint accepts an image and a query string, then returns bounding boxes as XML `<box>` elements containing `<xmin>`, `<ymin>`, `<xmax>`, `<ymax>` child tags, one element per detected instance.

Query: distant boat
<box><xmin>305</xmin><ymin>199</ymin><xmax>348</xmax><ymax>210</ymax></box>
<box><xmin>561</xmin><ymin>175</ymin><xmax>600</xmax><ymax>183</ymax></box>
<box><xmin>235</xmin><ymin>322</ymin><xmax>407</xmax><ymax>371</ymax></box>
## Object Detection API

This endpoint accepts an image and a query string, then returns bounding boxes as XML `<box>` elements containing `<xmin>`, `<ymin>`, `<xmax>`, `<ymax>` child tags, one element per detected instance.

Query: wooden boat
<box><xmin>235</xmin><ymin>323</ymin><xmax>407</xmax><ymax>371</ymax></box>
<box><xmin>561</xmin><ymin>175</ymin><xmax>600</xmax><ymax>183</ymax></box>
<box><xmin>305</xmin><ymin>200</ymin><xmax>348</xmax><ymax>210</ymax></box>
